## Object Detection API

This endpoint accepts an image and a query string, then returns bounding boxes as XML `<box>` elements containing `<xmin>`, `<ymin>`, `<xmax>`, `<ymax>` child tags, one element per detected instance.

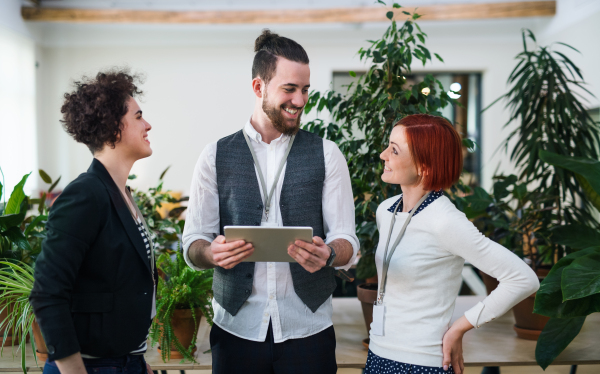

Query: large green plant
<box><xmin>532</xmin><ymin>151</ymin><xmax>600</xmax><ymax>370</ymax></box>
<box><xmin>302</xmin><ymin>3</ymin><xmax>455</xmax><ymax>279</ymax></box>
<box><xmin>150</xmin><ymin>251</ymin><xmax>213</xmax><ymax>363</ymax></box>
<box><xmin>487</xmin><ymin>30</ymin><xmax>600</xmax><ymax>230</ymax></box>
<box><xmin>0</xmin><ymin>261</ymin><xmax>37</xmax><ymax>374</ymax></box>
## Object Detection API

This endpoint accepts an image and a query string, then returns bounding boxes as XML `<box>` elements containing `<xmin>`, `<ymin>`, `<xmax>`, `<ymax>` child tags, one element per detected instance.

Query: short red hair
<box><xmin>395</xmin><ymin>114</ymin><xmax>463</xmax><ymax>191</ymax></box>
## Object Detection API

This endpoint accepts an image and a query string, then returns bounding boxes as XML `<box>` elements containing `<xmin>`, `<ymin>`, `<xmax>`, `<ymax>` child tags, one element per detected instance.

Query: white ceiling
<box><xmin>22</xmin><ymin>0</ymin><xmax>554</xmax><ymax>11</ymax></box>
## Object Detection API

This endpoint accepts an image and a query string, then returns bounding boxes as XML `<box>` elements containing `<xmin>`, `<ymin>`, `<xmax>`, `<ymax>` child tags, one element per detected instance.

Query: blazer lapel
<box><xmin>88</xmin><ymin>159</ymin><xmax>152</xmax><ymax>275</ymax></box>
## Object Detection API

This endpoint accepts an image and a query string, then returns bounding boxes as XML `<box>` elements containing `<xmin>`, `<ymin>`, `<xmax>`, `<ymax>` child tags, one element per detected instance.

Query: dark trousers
<box><xmin>43</xmin><ymin>354</ymin><xmax>146</xmax><ymax>374</ymax></box>
<box><xmin>210</xmin><ymin>322</ymin><xmax>337</xmax><ymax>374</ymax></box>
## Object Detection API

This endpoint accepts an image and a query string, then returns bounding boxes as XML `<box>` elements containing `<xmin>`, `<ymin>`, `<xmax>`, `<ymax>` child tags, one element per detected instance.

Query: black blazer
<box><xmin>30</xmin><ymin>159</ymin><xmax>157</xmax><ymax>360</ymax></box>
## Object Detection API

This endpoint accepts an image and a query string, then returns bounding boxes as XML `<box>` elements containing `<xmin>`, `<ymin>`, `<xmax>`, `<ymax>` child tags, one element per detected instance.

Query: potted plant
<box><xmin>532</xmin><ymin>150</ymin><xmax>600</xmax><ymax>370</ymax></box>
<box><xmin>150</xmin><ymin>250</ymin><xmax>214</xmax><ymax>362</ymax></box>
<box><xmin>471</xmin><ymin>29</ymin><xmax>600</xmax><ymax>339</ymax></box>
<box><xmin>301</xmin><ymin>3</ymin><xmax>455</xmax><ymax>344</ymax></box>
<box><xmin>0</xmin><ymin>260</ymin><xmax>46</xmax><ymax>373</ymax></box>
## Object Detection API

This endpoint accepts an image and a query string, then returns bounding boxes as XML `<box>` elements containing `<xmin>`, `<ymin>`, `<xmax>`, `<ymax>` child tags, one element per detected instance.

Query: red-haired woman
<box><xmin>364</xmin><ymin>114</ymin><xmax>539</xmax><ymax>374</ymax></box>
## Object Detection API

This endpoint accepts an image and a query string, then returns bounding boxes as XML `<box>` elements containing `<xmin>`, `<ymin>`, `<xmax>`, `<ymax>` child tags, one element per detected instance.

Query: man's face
<box><xmin>261</xmin><ymin>57</ymin><xmax>310</xmax><ymax>135</ymax></box>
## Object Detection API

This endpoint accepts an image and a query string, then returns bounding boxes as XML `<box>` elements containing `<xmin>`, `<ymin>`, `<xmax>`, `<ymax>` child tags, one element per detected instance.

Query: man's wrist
<box><xmin>325</xmin><ymin>244</ymin><xmax>336</xmax><ymax>267</ymax></box>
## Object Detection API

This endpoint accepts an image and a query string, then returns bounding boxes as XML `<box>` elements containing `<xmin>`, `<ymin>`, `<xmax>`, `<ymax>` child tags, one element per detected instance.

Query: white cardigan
<box><xmin>368</xmin><ymin>195</ymin><xmax>540</xmax><ymax>367</ymax></box>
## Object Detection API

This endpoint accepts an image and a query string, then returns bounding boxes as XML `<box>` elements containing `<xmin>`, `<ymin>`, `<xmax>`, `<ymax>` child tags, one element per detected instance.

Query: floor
<box><xmin>170</xmin><ymin>366</ymin><xmax>600</xmax><ymax>374</ymax></box>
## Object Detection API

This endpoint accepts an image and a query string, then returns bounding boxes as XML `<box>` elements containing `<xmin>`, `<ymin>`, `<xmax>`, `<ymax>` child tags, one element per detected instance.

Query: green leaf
<box><xmin>539</xmin><ymin>151</ymin><xmax>600</xmax><ymax>196</ymax></box>
<box><xmin>552</xmin><ymin>223</ymin><xmax>600</xmax><ymax>250</ymax></box>
<box><xmin>38</xmin><ymin>169</ymin><xmax>52</xmax><ymax>184</ymax></box>
<box><xmin>23</xmin><ymin>215</ymin><xmax>47</xmax><ymax>237</ymax></box>
<box><xmin>386</xmin><ymin>11</ymin><xmax>394</xmax><ymax>20</ymax></box>
<box><xmin>392</xmin><ymin>3</ymin><xmax>401</xmax><ymax>8</ymax></box>
<box><xmin>0</xmin><ymin>179</ymin><xmax>3</xmax><ymax>203</ymax></box>
<box><xmin>0</xmin><ymin>200</ymin><xmax>28</xmax><ymax>230</ymax></box>
<box><xmin>465</xmin><ymin>187</ymin><xmax>493</xmax><ymax>212</ymax></box>
<box><xmin>356</xmin><ymin>252</ymin><xmax>377</xmax><ymax>280</ymax></box>
<box><xmin>561</xmin><ymin>247</ymin><xmax>600</xmax><ymax>300</ymax></box>
<box><xmin>48</xmin><ymin>176</ymin><xmax>61</xmax><ymax>193</ymax></box>
<box><xmin>4</xmin><ymin>226</ymin><xmax>32</xmax><ymax>252</ymax></box>
<box><xmin>128</xmin><ymin>174</ymin><xmax>137</xmax><ymax>180</ymax></box>
<box><xmin>349</xmin><ymin>71</ymin><xmax>356</xmax><ymax>77</ymax></box>
<box><xmin>159</xmin><ymin>166</ymin><xmax>171</xmax><ymax>181</ymax></box>
<box><xmin>534</xmin><ymin>247</ymin><xmax>600</xmax><ymax>318</ymax></box>
<box><xmin>5</xmin><ymin>173</ymin><xmax>30</xmax><ymax>215</ymax></box>
<box><xmin>434</xmin><ymin>53</ymin><xmax>444</xmax><ymax>63</ymax></box>
<box><xmin>535</xmin><ymin>316</ymin><xmax>585</xmax><ymax>370</ymax></box>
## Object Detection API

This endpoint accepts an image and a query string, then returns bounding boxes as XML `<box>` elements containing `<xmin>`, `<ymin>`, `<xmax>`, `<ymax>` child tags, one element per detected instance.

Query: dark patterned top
<box><xmin>387</xmin><ymin>190</ymin><xmax>444</xmax><ymax>217</ymax></box>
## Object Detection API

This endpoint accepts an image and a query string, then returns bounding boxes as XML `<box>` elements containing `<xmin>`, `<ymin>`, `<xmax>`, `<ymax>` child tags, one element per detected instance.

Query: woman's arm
<box><xmin>29</xmin><ymin>176</ymin><xmax>103</xmax><ymax>362</ymax></box>
<box><xmin>55</xmin><ymin>353</ymin><xmax>86</xmax><ymax>374</ymax></box>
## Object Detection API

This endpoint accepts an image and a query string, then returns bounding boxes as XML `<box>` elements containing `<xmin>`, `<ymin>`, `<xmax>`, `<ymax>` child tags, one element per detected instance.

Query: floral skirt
<box><xmin>365</xmin><ymin>349</ymin><xmax>456</xmax><ymax>374</ymax></box>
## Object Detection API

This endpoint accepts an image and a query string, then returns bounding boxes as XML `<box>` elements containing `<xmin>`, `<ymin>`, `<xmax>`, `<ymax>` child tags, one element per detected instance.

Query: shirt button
<box><xmin>245</xmin><ymin>290</ymin><xmax>250</xmax><ymax>295</ymax></box>
<box><xmin>269</xmin><ymin>294</ymin><xmax>274</xmax><ymax>299</ymax></box>
<box><xmin>264</xmin><ymin>313</ymin><xmax>269</xmax><ymax>317</ymax></box>
<box><xmin>268</xmin><ymin>263</ymin><xmax>273</xmax><ymax>268</ymax></box>
<box><xmin>246</xmin><ymin>273</ymin><xmax>253</xmax><ymax>278</ymax></box>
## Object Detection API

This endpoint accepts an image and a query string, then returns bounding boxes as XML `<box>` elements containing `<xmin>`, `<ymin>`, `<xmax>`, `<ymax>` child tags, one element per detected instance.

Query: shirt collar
<box><xmin>244</xmin><ymin>117</ymin><xmax>288</xmax><ymax>144</ymax></box>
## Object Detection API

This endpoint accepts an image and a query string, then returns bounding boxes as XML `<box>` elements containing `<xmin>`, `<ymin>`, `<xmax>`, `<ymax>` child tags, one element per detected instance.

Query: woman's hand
<box><xmin>442</xmin><ymin>316</ymin><xmax>473</xmax><ymax>374</ymax></box>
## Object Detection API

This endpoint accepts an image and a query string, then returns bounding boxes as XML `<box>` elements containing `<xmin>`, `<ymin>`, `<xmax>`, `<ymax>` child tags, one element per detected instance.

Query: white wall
<box><xmin>24</xmin><ymin>1</ymin><xmax>600</xmax><ymax>194</ymax></box>
<box><xmin>0</xmin><ymin>0</ymin><xmax>37</xmax><ymax>195</ymax></box>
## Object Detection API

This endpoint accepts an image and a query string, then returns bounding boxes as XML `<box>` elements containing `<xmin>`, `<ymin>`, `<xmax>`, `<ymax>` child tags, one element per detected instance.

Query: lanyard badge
<box><xmin>371</xmin><ymin>192</ymin><xmax>431</xmax><ymax>336</ymax></box>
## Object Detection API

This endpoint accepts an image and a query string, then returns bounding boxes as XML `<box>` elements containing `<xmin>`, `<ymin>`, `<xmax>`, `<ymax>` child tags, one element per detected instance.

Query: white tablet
<box><xmin>224</xmin><ymin>226</ymin><xmax>313</xmax><ymax>262</ymax></box>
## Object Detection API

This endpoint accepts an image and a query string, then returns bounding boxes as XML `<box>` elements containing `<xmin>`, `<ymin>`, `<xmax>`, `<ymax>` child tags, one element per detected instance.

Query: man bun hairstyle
<box><xmin>60</xmin><ymin>68</ymin><xmax>143</xmax><ymax>154</ymax></box>
<box><xmin>252</xmin><ymin>29</ymin><xmax>309</xmax><ymax>84</ymax></box>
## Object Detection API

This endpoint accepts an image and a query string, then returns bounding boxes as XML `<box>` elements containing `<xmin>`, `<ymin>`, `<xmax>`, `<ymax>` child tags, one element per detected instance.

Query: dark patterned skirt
<box><xmin>365</xmin><ymin>349</ymin><xmax>456</xmax><ymax>374</ymax></box>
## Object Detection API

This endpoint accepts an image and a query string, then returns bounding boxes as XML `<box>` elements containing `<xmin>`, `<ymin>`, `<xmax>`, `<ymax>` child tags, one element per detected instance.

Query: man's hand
<box><xmin>287</xmin><ymin>236</ymin><xmax>331</xmax><ymax>273</ymax></box>
<box><xmin>210</xmin><ymin>235</ymin><xmax>254</xmax><ymax>269</ymax></box>
<box><xmin>441</xmin><ymin>316</ymin><xmax>473</xmax><ymax>374</ymax></box>
<box><xmin>188</xmin><ymin>236</ymin><xmax>254</xmax><ymax>270</ymax></box>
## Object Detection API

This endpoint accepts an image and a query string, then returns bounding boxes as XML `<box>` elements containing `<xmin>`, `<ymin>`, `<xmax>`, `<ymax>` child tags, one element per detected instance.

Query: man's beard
<box><xmin>262</xmin><ymin>93</ymin><xmax>302</xmax><ymax>136</ymax></box>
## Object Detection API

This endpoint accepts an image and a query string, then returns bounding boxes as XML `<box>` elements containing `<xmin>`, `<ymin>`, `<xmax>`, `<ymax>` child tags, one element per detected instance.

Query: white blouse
<box><xmin>369</xmin><ymin>194</ymin><xmax>539</xmax><ymax>367</ymax></box>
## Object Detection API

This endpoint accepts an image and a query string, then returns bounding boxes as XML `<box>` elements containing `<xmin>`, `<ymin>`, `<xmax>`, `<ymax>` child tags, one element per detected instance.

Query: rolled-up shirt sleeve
<box><xmin>439</xmin><ymin>207</ymin><xmax>540</xmax><ymax>328</ymax></box>
<box><xmin>322</xmin><ymin>139</ymin><xmax>360</xmax><ymax>270</ymax></box>
<box><xmin>182</xmin><ymin>142</ymin><xmax>220</xmax><ymax>271</ymax></box>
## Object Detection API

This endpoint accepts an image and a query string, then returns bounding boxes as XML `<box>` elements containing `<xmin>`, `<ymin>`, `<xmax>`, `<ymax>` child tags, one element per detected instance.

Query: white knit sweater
<box><xmin>368</xmin><ymin>195</ymin><xmax>540</xmax><ymax>367</ymax></box>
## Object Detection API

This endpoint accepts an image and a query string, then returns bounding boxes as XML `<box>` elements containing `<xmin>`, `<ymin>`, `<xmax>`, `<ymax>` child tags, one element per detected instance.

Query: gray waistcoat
<box><xmin>214</xmin><ymin>129</ymin><xmax>337</xmax><ymax>316</ymax></box>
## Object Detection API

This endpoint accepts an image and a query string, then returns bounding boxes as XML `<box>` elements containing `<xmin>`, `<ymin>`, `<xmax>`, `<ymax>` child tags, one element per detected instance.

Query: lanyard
<box><xmin>243</xmin><ymin>129</ymin><xmax>296</xmax><ymax>221</ymax></box>
<box><xmin>376</xmin><ymin>191</ymin><xmax>431</xmax><ymax>305</ymax></box>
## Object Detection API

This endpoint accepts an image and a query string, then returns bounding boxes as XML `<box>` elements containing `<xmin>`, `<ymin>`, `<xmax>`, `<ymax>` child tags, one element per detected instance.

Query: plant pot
<box><xmin>357</xmin><ymin>283</ymin><xmax>378</xmax><ymax>349</ymax></box>
<box><xmin>512</xmin><ymin>292</ymin><xmax>550</xmax><ymax>340</ymax></box>
<box><xmin>32</xmin><ymin>319</ymin><xmax>48</xmax><ymax>361</ymax></box>
<box><xmin>157</xmin><ymin>308</ymin><xmax>202</xmax><ymax>359</ymax></box>
<box><xmin>479</xmin><ymin>272</ymin><xmax>499</xmax><ymax>295</ymax></box>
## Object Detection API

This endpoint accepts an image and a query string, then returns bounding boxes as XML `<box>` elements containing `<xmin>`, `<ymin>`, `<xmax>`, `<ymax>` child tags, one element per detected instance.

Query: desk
<box><xmin>1</xmin><ymin>297</ymin><xmax>599</xmax><ymax>371</ymax></box>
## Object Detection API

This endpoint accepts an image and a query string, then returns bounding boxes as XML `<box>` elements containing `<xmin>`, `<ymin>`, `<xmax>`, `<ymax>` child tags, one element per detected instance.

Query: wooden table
<box><xmin>1</xmin><ymin>296</ymin><xmax>599</xmax><ymax>371</ymax></box>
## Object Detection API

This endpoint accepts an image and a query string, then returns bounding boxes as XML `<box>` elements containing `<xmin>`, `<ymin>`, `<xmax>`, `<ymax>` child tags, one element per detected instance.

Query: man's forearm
<box><xmin>188</xmin><ymin>239</ymin><xmax>216</xmax><ymax>269</ymax></box>
<box><xmin>329</xmin><ymin>238</ymin><xmax>354</xmax><ymax>268</ymax></box>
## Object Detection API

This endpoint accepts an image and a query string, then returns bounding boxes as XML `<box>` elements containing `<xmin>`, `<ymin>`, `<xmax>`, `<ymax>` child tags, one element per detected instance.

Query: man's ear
<box><xmin>252</xmin><ymin>77</ymin><xmax>264</xmax><ymax>99</ymax></box>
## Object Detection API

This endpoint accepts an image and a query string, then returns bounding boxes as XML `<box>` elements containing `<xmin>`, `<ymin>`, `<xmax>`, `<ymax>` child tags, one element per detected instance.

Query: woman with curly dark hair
<box><xmin>30</xmin><ymin>69</ymin><xmax>156</xmax><ymax>374</ymax></box>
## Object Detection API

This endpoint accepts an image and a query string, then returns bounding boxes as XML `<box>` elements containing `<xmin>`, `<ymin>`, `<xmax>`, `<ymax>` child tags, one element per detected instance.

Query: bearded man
<box><xmin>182</xmin><ymin>29</ymin><xmax>358</xmax><ymax>374</ymax></box>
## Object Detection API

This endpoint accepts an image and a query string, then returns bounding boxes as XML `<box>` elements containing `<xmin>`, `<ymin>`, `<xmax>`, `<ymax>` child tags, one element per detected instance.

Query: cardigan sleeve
<box><xmin>29</xmin><ymin>175</ymin><xmax>103</xmax><ymax>360</ymax></box>
<box><xmin>437</xmin><ymin>204</ymin><xmax>540</xmax><ymax>328</ymax></box>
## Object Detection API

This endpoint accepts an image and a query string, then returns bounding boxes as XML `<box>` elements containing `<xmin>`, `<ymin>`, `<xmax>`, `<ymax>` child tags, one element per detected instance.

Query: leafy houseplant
<box><xmin>150</xmin><ymin>251</ymin><xmax>214</xmax><ymax>363</ymax></box>
<box><xmin>129</xmin><ymin>167</ymin><xmax>188</xmax><ymax>255</ymax></box>
<box><xmin>302</xmin><ymin>3</ymin><xmax>455</xmax><ymax>280</ymax></box>
<box><xmin>0</xmin><ymin>261</ymin><xmax>40</xmax><ymax>374</ymax></box>
<box><xmin>532</xmin><ymin>150</ymin><xmax>600</xmax><ymax>369</ymax></box>
<box><xmin>487</xmin><ymin>29</ymin><xmax>600</xmax><ymax>234</ymax></box>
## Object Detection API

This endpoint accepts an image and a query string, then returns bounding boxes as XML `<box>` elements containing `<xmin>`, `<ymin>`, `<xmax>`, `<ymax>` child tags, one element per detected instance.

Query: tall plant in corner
<box><xmin>302</xmin><ymin>2</ymin><xmax>455</xmax><ymax>279</ymax></box>
<box><xmin>487</xmin><ymin>30</ymin><xmax>600</xmax><ymax>236</ymax></box>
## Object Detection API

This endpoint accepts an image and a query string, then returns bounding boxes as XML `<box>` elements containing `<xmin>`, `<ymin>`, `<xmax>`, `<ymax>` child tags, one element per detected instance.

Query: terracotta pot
<box><xmin>32</xmin><ymin>319</ymin><xmax>48</xmax><ymax>361</ymax></box>
<box><xmin>357</xmin><ymin>283</ymin><xmax>378</xmax><ymax>349</ymax></box>
<box><xmin>480</xmin><ymin>272</ymin><xmax>499</xmax><ymax>295</ymax></box>
<box><xmin>157</xmin><ymin>308</ymin><xmax>202</xmax><ymax>359</ymax></box>
<box><xmin>481</xmin><ymin>268</ymin><xmax>550</xmax><ymax>340</ymax></box>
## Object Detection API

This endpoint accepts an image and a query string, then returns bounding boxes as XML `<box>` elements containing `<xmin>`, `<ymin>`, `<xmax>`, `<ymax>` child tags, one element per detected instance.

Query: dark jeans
<box><xmin>210</xmin><ymin>322</ymin><xmax>337</xmax><ymax>374</ymax></box>
<box><xmin>43</xmin><ymin>354</ymin><xmax>146</xmax><ymax>374</ymax></box>
<box><xmin>364</xmin><ymin>349</ymin><xmax>456</xmax><ymax>374</ymax></box>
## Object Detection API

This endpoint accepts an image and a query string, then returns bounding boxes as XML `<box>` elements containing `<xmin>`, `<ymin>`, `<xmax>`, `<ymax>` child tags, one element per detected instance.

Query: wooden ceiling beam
<box><xmin>21</xmin><ymin>1</ymin><xmax>556</xmax><ymax>24</ymax></box>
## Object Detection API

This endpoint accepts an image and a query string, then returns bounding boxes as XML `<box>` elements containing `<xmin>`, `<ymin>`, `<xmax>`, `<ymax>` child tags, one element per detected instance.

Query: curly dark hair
<box><xmin>61</xmin><ymin>69</ymin><xmax>143</xmax><ymax>154</ymax></box>
<box><xmin>252</xmin><ymin>29</ymin><xmax>309</xmax><ymax>85</ymax></box>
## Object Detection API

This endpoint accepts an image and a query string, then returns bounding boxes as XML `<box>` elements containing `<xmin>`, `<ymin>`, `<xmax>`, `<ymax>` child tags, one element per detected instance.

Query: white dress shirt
<box><xmin>182</xmin><ymin>119</ymin><xmax>359</xmax><ymax>343</ymax></box>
